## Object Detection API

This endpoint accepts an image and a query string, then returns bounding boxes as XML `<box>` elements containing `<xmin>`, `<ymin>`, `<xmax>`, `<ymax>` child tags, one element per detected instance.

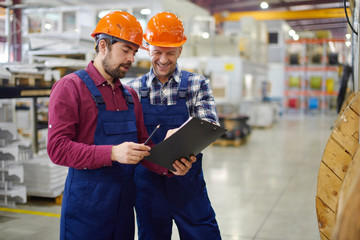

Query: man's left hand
<box><xmin>170</xmin><ymin>155</ymin><xmax>197</xmax><ymax>176</ymax></box>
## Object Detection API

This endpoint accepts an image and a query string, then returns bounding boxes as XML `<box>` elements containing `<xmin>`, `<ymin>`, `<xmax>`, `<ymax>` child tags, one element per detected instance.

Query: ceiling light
<box><xmin>346</xmin><ymin>33</ymin><xmax>351</xmax><ymax>39</ymax></box>
<box><xmin>289</xmin><ymin>30</ymin><xmax>296</xmax><ymax>37</ymax></box>
<box><xmin>140</xmin><ymin>8</ymin><xmax>151</xmax><ymax>15</ymax></box>
<box><xmin>202</xmin><ymin>32</ymin><xmax>210</xmax><ymax>39</ymax></box>
<box><xmin>346</xmin><ymin>41</ymin><xmax>351</xmax><ymax>47</ymax></box>
<box><xmin>44</xmin><ymin>23</ymin><xmax>52</xmax><ymax>30</ymax></box>
<box><xmin>260</xmin><ymin>2</ymin><xmax>269</xmax><ymax>9</ymax></box>
<box><xmin>293</xmin><ymin>34</ymin><xmax>299</xmax><ymax>41</ymax></box>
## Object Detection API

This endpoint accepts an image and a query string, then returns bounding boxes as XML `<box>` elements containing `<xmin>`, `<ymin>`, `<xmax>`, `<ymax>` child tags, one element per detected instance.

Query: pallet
<box><xmin>27</xmin><ymin>194</ymin><xmax>63</xmax><ymax>205</ymax></box>
<box><xmin>1</xmin><ymin>73</ymin><xmax>55</xmax><ymax>87</ymax></box>
<box><xmin>11</xmin><ymin>73</ymin><xmax>45</xmax><ymax>86</ymax></box>
<box><xmin>213</xmin><ymin>138</ymin><xmax>247</xmax><ymax>147</ymax></box>
<box><xmin>251</xmin><ymin>124</ymin><xmax>274</xmax><ymax>130</ymax></box>
<box><xmin>0</xmin><ymin>78</ymin><xmax>13</xmax><ymax>86</ymax></box>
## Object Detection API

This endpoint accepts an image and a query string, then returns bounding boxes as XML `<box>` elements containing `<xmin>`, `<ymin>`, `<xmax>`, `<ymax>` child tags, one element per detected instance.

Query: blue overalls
<box><xmin>135</xmin><ymin>71</ymin><xmax>221</xmax><ymax>240</ymax></box>
<box><xmin>60</xmin><ymin>70</ymin><xmax>138</xmax><ymax>240</ymax></box>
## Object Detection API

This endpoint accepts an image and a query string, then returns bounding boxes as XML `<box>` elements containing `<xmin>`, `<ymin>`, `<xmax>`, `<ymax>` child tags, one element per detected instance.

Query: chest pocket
<box><xmin>103</xmin><ymin>121</ymin><xmax>137</xmax><ymax>135</ymax></box>
<box><xmin>96</xmin><ymin>110</ymin><xmax>138</xmax><ymax>145</ymax></box>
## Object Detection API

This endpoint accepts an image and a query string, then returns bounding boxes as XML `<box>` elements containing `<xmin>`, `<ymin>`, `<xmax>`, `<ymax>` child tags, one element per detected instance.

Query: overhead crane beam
<box><xmin>214</xmin><ymin>8</ymin><xmax>347</xmax><ymax>23</ymax></box>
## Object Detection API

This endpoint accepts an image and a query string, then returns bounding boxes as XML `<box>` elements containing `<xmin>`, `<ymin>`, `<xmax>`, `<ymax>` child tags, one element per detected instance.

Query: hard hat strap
<box><xmin>95</xmin><ymin>33</ymin><xmax>122</xmax><ymax>45</ymax></box>
<box><xmin>95</xmin><ymin>33</ymin><xmax>139</xmax><ymax>49</ymax></box>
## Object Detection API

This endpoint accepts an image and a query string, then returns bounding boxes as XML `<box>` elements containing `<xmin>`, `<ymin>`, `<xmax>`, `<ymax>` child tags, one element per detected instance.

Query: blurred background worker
<box><xmin>47</xmin><ymin>11</ymin><xmax>193</xmax><ymax>240</ymax></box>
<box><xmin>127</xmin><ymin>12</ymin><xmax>222</xmax><ymax>240</ymax></box>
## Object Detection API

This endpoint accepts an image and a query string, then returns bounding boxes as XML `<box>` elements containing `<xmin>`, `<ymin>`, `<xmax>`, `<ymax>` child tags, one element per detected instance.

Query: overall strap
<box><xmin>75</xmin><ymin>70</ymin><xmax>106</xmax><ymax>111</ymax></box>
<box><xmin>178</xmin><ymin>70</ymin><xmax>191</xmax><ymax>99</ymax></box>
<box><xmin>121</xmin><ymin>85</ymin><xmax>134</xmax><ymax>106</ymax></box>
<box><xmin>140</xmin><ymin>74</ymin><xmax>150</xmax><ymax>98</ymax></box>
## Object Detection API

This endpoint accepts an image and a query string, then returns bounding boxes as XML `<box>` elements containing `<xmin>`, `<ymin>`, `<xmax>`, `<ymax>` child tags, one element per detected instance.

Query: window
<box><xmin>268</xmin><ymin>32</ymin><xmax>278</xmax><ymax>44</ymax></box>
<box><xmin>63</xmin><ymin>12</ymin><xmax>76</xmax><ymax>33</ymax></box>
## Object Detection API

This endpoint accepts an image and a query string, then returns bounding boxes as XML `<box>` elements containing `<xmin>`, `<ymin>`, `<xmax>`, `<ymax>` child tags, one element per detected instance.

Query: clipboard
<box><xmin>144</xmin><ymin>117</ymin><xmax>227</xmax><ymax>171</ymax></box>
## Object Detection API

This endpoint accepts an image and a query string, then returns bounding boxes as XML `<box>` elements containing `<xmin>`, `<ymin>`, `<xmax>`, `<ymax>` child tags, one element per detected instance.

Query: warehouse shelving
<box><xmin>0</xmin><ymin>184</ymin><xmax>27</xmax><ymax>208</ymax></box>
<box><xmin>285</xmin><ymin>65</ymin><xmax>340</xmax><ymax>114</ymax></box>
<box><xmin>0</xmin><ymin>96</ymin><xmax>67</xmax><ymax>202</ymax></box>
<box><xmin>0</xmin><ymin>87</ymin><xmax>51</xmax><ymax>154</ymax></box>
<box><xmin>284</xmin><ymin>39</ymin><xmax>345</xmax><ymax>115</ymax></box>
<box><xmin>0</xmin><ymin>100</ymin><xmax>27</xmax><ymax>207</ymax></box>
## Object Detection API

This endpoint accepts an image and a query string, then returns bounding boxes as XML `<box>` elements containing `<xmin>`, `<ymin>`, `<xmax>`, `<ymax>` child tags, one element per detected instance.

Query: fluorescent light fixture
<box><xmin>260</xmin><ymin>2</ymin><xmax>269</xmax><ymax>9</ymax></box>
<box><xmin>140</xmin><ymin>8</ymin><xmax>151</xmax><ymax>15</ymax></box>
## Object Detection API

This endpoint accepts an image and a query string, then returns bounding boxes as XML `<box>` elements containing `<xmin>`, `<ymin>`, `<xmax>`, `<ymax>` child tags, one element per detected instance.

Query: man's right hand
<box><xmin>111</xmin><ymin>142</ymin><xmax>151</xmax><ymax>164</ymax></box>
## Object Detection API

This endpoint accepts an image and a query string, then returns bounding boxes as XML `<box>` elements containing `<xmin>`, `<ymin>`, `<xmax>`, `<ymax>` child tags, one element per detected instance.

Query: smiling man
<box><xmin>127</xmin><ymin>12</ymin><xmax>222</xmax><ymax>240</ymax></box>
<box><xmin>47</xmin><ymin>11</ymin><xmax>193</xmax><ymax>240</ymax></box>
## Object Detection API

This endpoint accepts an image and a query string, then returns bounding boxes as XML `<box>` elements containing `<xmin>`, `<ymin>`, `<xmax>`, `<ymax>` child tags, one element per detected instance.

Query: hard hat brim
<box><xmin>143</xmin><ymin>35</ymin><xmax>187</xmax><ymax>48</ymax></box>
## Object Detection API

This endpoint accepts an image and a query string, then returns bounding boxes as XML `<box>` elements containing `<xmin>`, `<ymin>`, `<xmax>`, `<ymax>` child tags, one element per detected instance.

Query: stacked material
<box><xmin>23</xmin><ymin>155</ymin><xmax>68</xmax><ymax>198</ymax></box>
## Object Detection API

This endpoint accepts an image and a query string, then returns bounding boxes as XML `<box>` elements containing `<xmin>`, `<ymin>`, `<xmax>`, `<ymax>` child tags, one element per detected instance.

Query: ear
<box><xmin>98</xmin><ymin>39</ymin><xmax>107</xmax><ymax>54</ymax></box>
<box><xmin>148</xmin><ymin>45</ymin><xmax>152</xmax><ymax>56</ymax></box>
<box><xmin>178</xmin><ymin>46</ymin><xmax>183</xmax><ymax>57</ymax></box>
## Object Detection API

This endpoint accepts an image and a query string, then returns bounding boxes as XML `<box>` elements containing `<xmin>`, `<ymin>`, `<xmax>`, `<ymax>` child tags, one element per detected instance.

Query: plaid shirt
<box><xmin>127</xmin><ymin>65</ymin><xmax>219</xmax><ymax>125</ymax></box>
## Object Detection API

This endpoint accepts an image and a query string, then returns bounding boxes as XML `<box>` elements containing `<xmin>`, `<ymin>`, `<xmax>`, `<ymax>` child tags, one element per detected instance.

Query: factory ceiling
<box><xmin>0</xmin><ymin>0</ymin><xmax>355</xmax><ymax>39</ymax></box>
<box><xmin>190</xmin><ymin>0</ymin><xmax>353</xmax><ymax>39</ymax></box>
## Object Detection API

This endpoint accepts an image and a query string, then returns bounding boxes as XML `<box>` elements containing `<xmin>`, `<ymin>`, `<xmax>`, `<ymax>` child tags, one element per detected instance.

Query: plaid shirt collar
<box><xmin>147</xmin><ymin>64</ymin><xmax>182</xmax><ymax>86</ymax></box>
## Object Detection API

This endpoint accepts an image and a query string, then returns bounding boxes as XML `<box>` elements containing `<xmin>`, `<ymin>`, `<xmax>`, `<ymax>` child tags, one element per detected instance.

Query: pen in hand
<box><xmin>144</xmin><ymin>124</ymin><xmax>160</xmax><ymax>145</ymax></box>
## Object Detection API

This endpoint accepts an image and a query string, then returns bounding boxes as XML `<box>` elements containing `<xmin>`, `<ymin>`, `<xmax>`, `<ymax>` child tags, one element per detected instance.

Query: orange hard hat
<box><xmin>144</xmin><ymin>12</ymin><xmax>187</xmax><ymax>47</ymax></box>
<box><xmin>91</xmin><ymin>11</ymin><xmax>143</xmax><ymax>47</ymax></box>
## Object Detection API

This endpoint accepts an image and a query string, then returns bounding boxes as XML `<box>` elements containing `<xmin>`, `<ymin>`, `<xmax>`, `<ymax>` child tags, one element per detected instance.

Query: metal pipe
<box><xmin>13</xmin><ymin>0</ymin><xmax>22</xmax><ymax>62</ymax></box>
<box><xmin>5</xmin><ymin>5</ymin><xmax>11</xmax><ymax>62</ymax></box>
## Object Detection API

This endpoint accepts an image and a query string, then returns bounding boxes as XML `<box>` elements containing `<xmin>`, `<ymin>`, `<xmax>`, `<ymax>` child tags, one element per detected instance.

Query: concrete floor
<box><xmin>0</xmin><ymin>113</ymin><xmax>336</xmax><ymax>240</ymax></box>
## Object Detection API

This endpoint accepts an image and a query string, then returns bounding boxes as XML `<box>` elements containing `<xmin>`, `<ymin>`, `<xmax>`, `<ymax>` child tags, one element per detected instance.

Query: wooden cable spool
<box><xmin>332</xmin><ymin>147</ymin><xmax>360</xmax><ymax>239</ymax></box>
<box><xmin>316</xmin><ymin>91</ymin><xmax>360</xmax><ymax>239</ymax></box>
<box><xmin>336</xmin><ymin>92</ymin><xmax>355</xmax><ymax>122</ymax></box>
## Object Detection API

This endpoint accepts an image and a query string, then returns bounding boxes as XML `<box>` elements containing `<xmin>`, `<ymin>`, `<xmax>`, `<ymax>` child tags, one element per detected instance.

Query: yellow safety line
<box><xmin>0</xmin><ymin>207</ymin><xmax>61</xmax><ymax>218</ymax></box>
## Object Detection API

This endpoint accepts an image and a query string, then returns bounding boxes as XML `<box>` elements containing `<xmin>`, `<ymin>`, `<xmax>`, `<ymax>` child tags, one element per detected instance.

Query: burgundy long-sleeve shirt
<box><xmin>47</xmin><ymin>61</ymin><xmax>171</xmax><ymax>176</ymax></box>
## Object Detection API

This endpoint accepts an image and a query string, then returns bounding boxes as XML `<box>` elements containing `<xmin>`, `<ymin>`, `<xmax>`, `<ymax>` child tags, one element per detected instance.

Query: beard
<box><xmin>102</xmin><ymin>55</ymin><xmax>131</xmax><ymax>79</ymax></box>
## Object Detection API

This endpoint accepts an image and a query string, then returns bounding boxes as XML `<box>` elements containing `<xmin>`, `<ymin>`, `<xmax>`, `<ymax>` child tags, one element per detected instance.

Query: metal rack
<box><xmin>0</xmin><ymin>99</ymin><xmax>27</xmax><ymax>207</ymax></box>
<box><xmin>284</xmin><ymin>39</ymin><xmax>346</xmax><ymax>115</ymax></box>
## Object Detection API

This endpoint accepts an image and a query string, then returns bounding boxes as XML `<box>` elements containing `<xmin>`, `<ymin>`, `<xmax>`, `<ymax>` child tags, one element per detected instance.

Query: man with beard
<box><xmin>127</xmin><ymin>12</ymin><xmax>221</xmax><ymax>240</ymax></box>
<box><xmin>47</xmin><ymin>11</ymin><xmax>195</xmax><ymax>240</ymax></box>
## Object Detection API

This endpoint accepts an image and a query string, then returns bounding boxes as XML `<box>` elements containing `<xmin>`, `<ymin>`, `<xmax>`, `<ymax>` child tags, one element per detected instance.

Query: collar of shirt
<box><xmin>86</xmin><ymin>61</ymin><xmax>122</xmax><ymax>89</ymax></box>
<box><xmin>148</xmin><ymin>64</ymin><xmax>182</xmax><ymax>87</ymax></box>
